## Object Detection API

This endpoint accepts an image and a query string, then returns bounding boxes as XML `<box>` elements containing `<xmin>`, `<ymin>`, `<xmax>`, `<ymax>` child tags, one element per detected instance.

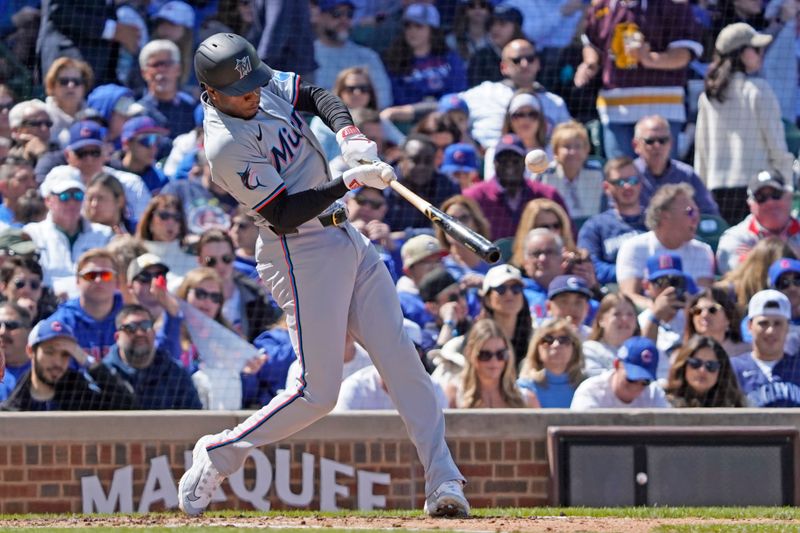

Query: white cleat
<box><xmin>423</xmin><ymin>480</ymin><xmax>470</xmax><ymax>518</ymax></box>
<box><xmin>178</xmin><ymin>435</ymin><xmax>225</xmax><ymax>516</ymax></box>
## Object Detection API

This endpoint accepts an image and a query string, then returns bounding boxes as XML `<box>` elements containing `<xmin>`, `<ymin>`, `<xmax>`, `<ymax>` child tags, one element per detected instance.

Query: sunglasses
<box><xmin>133</xmin><ymin>134</ymin><xmax>160</xmax><ymax>148</ymax></box>
<box><xmin>57</xmin><ymin>77</ymin><xmax>84</xmax><ymax>87</ymax></box>
<box><xmin>511</xmin><ymin>110</ymin><xmax>540</xmax><ymax>120</ymax></box>
<box><xmin>444</xmin><ymin>289</ymin><xmax>467</xmax><ymax>303</ymax></box>
<box><xmin>342</xmin><ymin>84</ymin><xmax>371</xmax><ymax>95</ymax></box>
<box><xmin>626</xmin><ymin>377</ymin><xmax>652</xmax><ymax>386</ymax></box>
<box><xmin>541</xmin><ymin>334</ymin><xmax>572</xmax><ymax>346</ymax></box>
<box><xmin>155</xmin><ymin>210</ymin><xmax>182</xmax><ymax>222</ymax></box>
<box><xmin>56</xmin><ymin>190</ymin><xmax>85</xmax><ymax>202</ymax></box>
<box><xmin>493</xmin><ymin>284</ymin><xmax>523</xmax><ymax>296</ymax></box>
<box><xmin>691</xmin><ymin>303</ymin><xmax>722</xmax><ymax>316</ymax></box>
<box><xmin>527</xmin><ymin>247</ymin><xmax>559</xmax><ymax>258</ymax></box>
<box><xmin>147</xmin><ymin>59</ymin><xmax>176</xmax><ymax>69</ymax></box>
<box><xmin>777</xmin><ymin>276</ymin><xmax>800</xmax><ymax>290</ymax></box>
<box><xmin>75</xmin><ymin>148</ymin><xmax>102</xmax><ymax>159</ymax></box>
<box><xmin>608</xmin><ymin>176</ymin><xmax>640</xmax><ymax>187</ymax></box>
<box><xmin>469</xmin><ymin>1</ymin><xmax>490</xmax><ymax>8</ymax></box>
<box><xmin>686</xmin><ymin>357</ymin><xmax>721</xmax><ymax>372</ymax></box>
<box><xmin>0</xmin><ymin>320</ymin><xmax>22</xmax><ymax>331</ymax></box>
<box><xmin>23</xmin><ymin>119</ymin><xmax>53</xmax><ymax>128</ymax></box>
<box><xmin>641</xmin><ymin>136</ymin><xmax>670</xmax><ymax>146</ymax></box>
<box><xmin>134</xmin><ymin>269</ymin><xmax>168</xmax><ymax>284</ymax></box>
<box><xmin>681</xmin><ymin>206</ymin><xmax>697</xmax><ymax>218</ymax></box>
<box><xmin>192</xmin><ymin>287</ymin><xmax>223</xmax><ymax>304</ymax></box>
<box><xmin>119</xmin><ymin>319</ymin><xmax>154</xmax><ymax>334</ymax></box>
<box><xmin>535</xmin><ymin>222</ymin><xmax>562</xmax><ymax>231</ymax></box>
<box><xmin>354</xmin><ymin>197</ymin><xmax>385</xmax><ymax>209</ymax></box>
<box><xmin>12</xmin><ymin>278</ymin><xmax>41</xmax><ymax>290</ymax></box>
<box><xmin>509</xmin><ymin>54</ymin><xmax>536</xmax><ymax>65</ymax></box>
<box><xmin>753</xmin><ymin>189</ymin><xmax>785</xmax><ymax>204</ymax></box>
<box><xmin>477</xmin><ymin>348</ymin><xmax>509</xmax><ymax>362</ymax></box>
<box><xmin>330</xmin><ymin>7</ymin><xmax>354</xmax><ymax>18</ymax></box>
<box><xmin>203</xmin><ymin>254</ymin><xmax>234</xmax><ymax>267</ymax></box>
<box><xmin>79</xmin><ymin>269</ymin><xmax>115</xmax><ymax>282</ymax></box>
<box><xmin>652</xmin><ymin>275</ymin><xmax>686</xmax><ymax>290</ymax></box>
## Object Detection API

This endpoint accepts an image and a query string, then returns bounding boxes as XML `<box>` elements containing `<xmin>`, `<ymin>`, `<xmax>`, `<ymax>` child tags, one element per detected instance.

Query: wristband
<box><xmin>336</xmin><ymin>125</ymin><xmax>361</xmax><ymax>143</ymax></box>
<box><xmin>643</xmin><ymin>310</ymin><xmax>661</xmax><ymax>327</ymax></box>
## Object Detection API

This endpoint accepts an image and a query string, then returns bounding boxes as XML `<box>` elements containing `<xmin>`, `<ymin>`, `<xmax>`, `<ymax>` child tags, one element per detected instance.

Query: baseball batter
<box><xmin>177</xmin><ymin>33</ymin><xmax>468</xmax><ymax>518</ymax></box>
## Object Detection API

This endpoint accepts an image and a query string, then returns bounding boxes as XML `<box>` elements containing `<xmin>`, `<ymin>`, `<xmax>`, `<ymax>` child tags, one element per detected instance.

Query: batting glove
<box><xmin>337</xmin><ymin>126</ymin><xmax>379</xmax><ymax>169</ymax></box>
<box><xmin>343</xmin><ymin>161</ymin><xmax>396</xmax><ymax>191</ymax></box>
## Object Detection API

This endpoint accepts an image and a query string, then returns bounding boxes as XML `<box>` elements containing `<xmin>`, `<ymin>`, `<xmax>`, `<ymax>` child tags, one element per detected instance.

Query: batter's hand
<box><xmin>343</xmin><ymin>161</ymin><xmax>396</xmax><ymax>190</ymax></box>
<box><xmin>337</xmin><ymin>126</ymin><xmax>379</xmax><ymax>168</ymax></box>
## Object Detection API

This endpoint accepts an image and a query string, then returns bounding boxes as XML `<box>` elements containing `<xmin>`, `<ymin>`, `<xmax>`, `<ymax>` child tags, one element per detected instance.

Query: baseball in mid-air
<box><xmin>525</xmin><ymin>149</ymin><xmax>549</xmax><ymax>174</ymax></box>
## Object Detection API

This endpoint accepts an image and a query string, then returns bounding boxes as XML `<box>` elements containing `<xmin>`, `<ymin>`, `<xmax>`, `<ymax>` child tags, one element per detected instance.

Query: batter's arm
<box><xmin>256</xmin><ymin>179</ymin><xmax>349</xmax><ymax>229</ymax></box>
<box><xmin>294</xmin><ymin>82</ymin><xmax>353</xmax><ymax>134</ymax></box>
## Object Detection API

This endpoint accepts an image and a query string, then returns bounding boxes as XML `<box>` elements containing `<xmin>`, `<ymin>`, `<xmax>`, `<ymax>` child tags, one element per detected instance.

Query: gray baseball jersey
<box><xmin>199</xmin><ymin>70</ymin><xmax>464</xmax><ymax>498</ymax></box>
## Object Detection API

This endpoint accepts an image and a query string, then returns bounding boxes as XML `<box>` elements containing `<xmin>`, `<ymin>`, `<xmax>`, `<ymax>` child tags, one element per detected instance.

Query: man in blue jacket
<box><xmin>104</xmin><ymin>304</ymin><xmax>201</xmax><ymax>410</ymax></box>
<box><xmin>731</xmin><ymin>290</ymin><xmax>800</xmax><ymax>407</ymax></box>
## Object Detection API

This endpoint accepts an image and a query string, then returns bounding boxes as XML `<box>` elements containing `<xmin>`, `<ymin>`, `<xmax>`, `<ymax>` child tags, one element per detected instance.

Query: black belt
<box><xmin>269</xmin><ymin>207</ymin><xmax>348</xmax><ymax>236</ymax></box>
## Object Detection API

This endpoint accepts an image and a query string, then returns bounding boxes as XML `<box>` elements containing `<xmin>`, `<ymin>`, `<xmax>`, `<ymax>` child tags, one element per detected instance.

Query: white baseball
<box><xmin>525</xmin><ymin>149</ymin><xmax>549</xmax><ymax>174</ymax></box>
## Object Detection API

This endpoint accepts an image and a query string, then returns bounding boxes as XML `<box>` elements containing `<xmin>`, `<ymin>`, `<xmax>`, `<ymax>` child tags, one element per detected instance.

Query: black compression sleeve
<box><xmin>295</xmin><ymin>82</ymin><xmax>353</xmax><ymax>134</ymax></box>
<box><xmin>256</xmin><ymin>177</ymin><xmax>350</xmax><ymax>229</ymax></box>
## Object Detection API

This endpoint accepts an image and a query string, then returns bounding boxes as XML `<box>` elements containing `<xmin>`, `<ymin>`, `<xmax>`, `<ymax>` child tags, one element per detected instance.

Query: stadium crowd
<box><xmin>0</xmin><ymin>0</ymin><xmax>800</xmax><ymax>411</ymax></box>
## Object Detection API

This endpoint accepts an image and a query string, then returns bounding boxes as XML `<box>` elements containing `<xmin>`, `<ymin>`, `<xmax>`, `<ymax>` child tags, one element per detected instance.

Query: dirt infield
<box><xmin>0</xmin><ymin>514</ymin><xmax>796</xmax><ymax>532</ymax></box>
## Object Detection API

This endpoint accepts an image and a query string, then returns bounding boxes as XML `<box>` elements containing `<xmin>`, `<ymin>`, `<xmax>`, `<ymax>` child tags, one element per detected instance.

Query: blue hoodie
<box><xmin>48</xmin><ymin>293</ymin><xmax>125</xmax><ymax>361</ymax></box>
<box><xmin>87</xmin><ymin>84</ymin><xmax>134</xmax><ymax>123</ymax></box>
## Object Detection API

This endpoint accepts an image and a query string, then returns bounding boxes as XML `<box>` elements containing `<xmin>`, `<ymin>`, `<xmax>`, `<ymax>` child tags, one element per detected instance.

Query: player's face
<box><xmin>32</xmin><ymin>338</ymin><xmax>75</xmax><ymax>386</ymax></box>
<box><xmin>474</xmin><ymin>336</ymin><xmax>508</xmax><ymax>381</ymax></box>
<box><xmin>0</xmin><ymin>306</ymin><xmax>30</xmax><ymax>365</ymax></box>
<box><xmin>207</xmin><ymin>87</ymin><xmax>260</xmax><ymax>120</ymax></box>
<box><xmin>85</xmin><ymin>183</ymin><xmax>123</xmax><ymax>227</ymax></box>
<box><xmin>691</xmin><ymin>298</ymin><xmax>729</xmax><ymax>339</ymax></box>
<box><xmin>684</xmin><ymin>346</ymin><xmax>720</xmax><ymax>396</ymax></box>
<box><xmin>188</xmin><ymin>279</ymin><xmax>223</xmax><ymax>319</ymax></box>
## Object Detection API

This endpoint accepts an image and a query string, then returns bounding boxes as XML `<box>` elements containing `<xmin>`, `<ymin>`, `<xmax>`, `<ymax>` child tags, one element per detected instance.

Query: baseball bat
<box><xmin>358</xmin><ymin>159</ymin><xmax>500</xmax><ymax>263</ymax></box>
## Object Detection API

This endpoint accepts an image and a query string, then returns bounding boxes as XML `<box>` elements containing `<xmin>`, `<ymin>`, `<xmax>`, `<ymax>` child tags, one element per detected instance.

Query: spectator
<box><xmin>461</xmin><ymin>38</ymin><xmax>571</xmax><ymax>149</ymax></box>
<box><xmin>545</xmin><ymin>275</ymin><xmax>595</xmax><ymax>338</ymax></box>
<box><xmin>518</xmin><ymin>317</ymin><xmax>585</xmax><ymax>407</ymax></box>
<box><xmin>344</xmin><ymin>186</ymin><xmax>399</xmax><ymax>280</ymax></box>
<box><xmin>383</xmin><ymin>4</ymin><xmax>467</xmax><ymax>105</ymax></box>
<box><xmin>447</xmin><ymin>0</ymin><xmax>493</xmax><ymax>65</ymax></box>
<box><xmin>463</xmin><ymin>134</ymin><xmax>566</xmax><ymax>241</ymax></box>
<box><xmin>0</xmin><ymin>342</ymin><xmax>13</xmax><ymax>402</ymax></box>
<box><xmin>578</xmin><ymin>157</ymin><xmax>647</xmax><ymax>285</ymax></box>
<box><xmin>418</xmin><ymin>268</ymin><xmax>472</xmax><ymax>349</ymax></box>
<box><xmin>8</xmin><ymin>100</ymin><xmax>56</xmax><ymax>165</ymax></box>
<box><xmin>203</xmin><ymin>0</ymin><xmax>255</xmax><ymax>38</ymax></box>
<box><xmin>583</xmin><ymin>293</ymin><xmax>640</xmax><ymax>377</ymax></box>
<box><xmin>1</xmin><ymin>316</ymin><xmax>136</xmax><ymax>411</ymax></box>
<box><xmin>384</xmin><ymin>135</ymin><xmax>460</xmax><ymax>231</ymax></box>
<box><xmin>313</xmin><ymin>0</ymin><xmax>393</xmax><ymax>109</ymax></box>
<box><xmin>0</xmin><ymin>255</ymin><xmax>57</xmax><ymax>324</ymax></box>
<box><xmin>684</xmin><ymin>288</ymin><xmax>750</xmax><ymax>358</ymax></box>
<box><xmin>0</xmin><ymin>158</ymin><xmax>37</xmax><ymax>226</ymax></box>
<box><xmin>575</xmin><ymin>0</ymin><xmax>702</xmax><ymax>159</ymax></box>
<box><xmin>571</xmin><ymin>336</ymin><xmax>670</xmax><ymax>409</ymax></box>
<box><xmin>510</xmin><ymin>198</ymin><xmax>576</xmax><ymax>270</ymax></box>
<box><xmin>84</xmin><ymin>84</ymin><xmax>142</xmax><ymax>150</ymax></box>
<box><xmin>24</xmin><ymin>166</ymin><xmax>113</xmax><ymax>298</ymax></box>
<box><xmin>150</xmin><ymin>1</ymin><xmax>196</xmax><ymax>88</ymax></box>
<box><xmin>694</xmin><ymin>23</ymin><xmax>794</xmax><ymax>224</ymax></box>
<box><xmin>136</xmin><ymin>40</ymin><xmax>196</xmax><ymax>139</ymax></box>
<box><xmin>84</xmin><ymin>173</ymin><xmax>134</xmax><ymax>234</ymax></box>
<box><xmin>119</xmin><ymin>116</ymin><xmax>170</xmax><ymax>195</ymax></box>
<box><xmin>250</xmin><ymin>0</ymin><xmax>317</xmax><ymax>79</ymax></box>
<box><xmin>436</xmin><ymin>93</ymin><xmax>478</xmax><ymax>154</ymax></box>
<box><xmin>665</xmin><ymin>335</ymin><xmax>746</xmax><ymax>407</ymax></box>
<box><xmin>616</xmin><ymin>183</ymin><xmax>714</xmax><ymax>310</ymax></box>
<box><xmin>478</xmin><ymin>264</ymin><xmax>532</xmax><ymax>370</ymax></box>
<box><xmin>444</xmin><ymin>318</ymin><xmax>538</xmax><ymax>408</ymax></box>
<box><xmin>229</xmin><ymin>207</ymin><xmax>259</xmax><ymax>280</ymax></box>
<box><xmin>439</xmin><ymin>143</ymin><xmax>479</xmax><ymax>191</ymax></box>
<box><xmin>43</xmin><ymin>57</ymin><xmax>93</xmax><ymax>149</ymax></box>
<box><xmin>632</xmin><ymin>115</ymin><xmax>719</xmax><ymax>216</ymax></box>
<box><xmin>0</xmin><ymin>302</ymin><xmax>33</xmax><ymax>381</ymax></box>
<box><xmin>104</xmin><ymin>304</ymin><xmax>202</xmax><ymax>409</ymax></box>
<box><xmin>716</xmin><ymin>170</ymin><xmax>800</xmax><ymax>275</ymax></box>
<box><xmin>13</xmin><ymin>190</ymin><xmax>47</xmax><ymax>225</ymax></box>
<box><xmin>768</xmin><ymin>258</ymin><xmax>800</xmax><ymax>356</ymax></box>
<box><xmin>135</xmin><ymin>195</ymin><xmax>196</xmax><ymax>291</ymax></box>
<box><xmin>436</xmin><ymin>195</ymin><xmax>493</xmax><ymax>280</ymax></box>
<box><xmin>0</xmin><ymin>228</ymin><xmax>39</xmax><ymax>268</ymax></box>
<box><xmin>465</xmin><ymin>4</ymin><xmax>525</xmax><ymax>86</ymax></box>
<box><xmin>411</xmin><ymin>111</ymin><xmax>462</xmax><ymax>168</ymax></box>
<box><xmin>520</xmin><ymin>228</ymin><xmax>566</xmax><ymax>318</ymax></box>
<box><xmin>732</xmin><ymin>290</ymin><xmax>800</xmax><ymax>407</ymax></box>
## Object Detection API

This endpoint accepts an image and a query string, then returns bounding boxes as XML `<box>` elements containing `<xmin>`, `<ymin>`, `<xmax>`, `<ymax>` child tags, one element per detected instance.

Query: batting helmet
<box><xmin>194</xmin><ymin>33</ymin><xmax>273</xmax><ymax>96</ymax></box>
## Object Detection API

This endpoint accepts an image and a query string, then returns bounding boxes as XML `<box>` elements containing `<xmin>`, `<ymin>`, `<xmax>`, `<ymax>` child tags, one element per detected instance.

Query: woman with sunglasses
<box><xmin>478</xmin><ymin>264</ymin><xmax>532</xmax><ymax>372</ymax></box>
<box><xmin>135</xmin><ymin>195</ymin><xmax>195</xmax><ymax>290</ymax></box>
<box><xmin>518</xmin><ymin>318</ymin><xmax>586</xmax><ymax>408</ymax></box>
<box><xmin>43</xmin><ymin>58</ymin><xmax>93</xmax><ymax>148</ymax></box>
<box><xmin>583</xmin><ymin>293</ymin><xmax>640</xmax><ymax>377</ymax></box>
<box><xmin>85</xmin><ymin>173</ymin><xmax>135</xmax><ymax>234</ymax></box>
<box><xmin>665</xmin><ymin>335</ymin><xmax>745</xmax><ymax>407</ymax></box>
<box><xmin>684</xmin><ymin>287</ymin><xmax>751</xmax><ymax>358</ymax></box>
<box><xmin>0</xmin><ymin>256</ymin><xmax>58</xmax><ymax>323</ymax></box>
<box><xmin>447</xmin><ymin>0</ymin><xmax>494</xmax><ymax>64</ymax></box>
<box><xmin>445</xmin><ymin>318</ymin><xmax>538</xmax><ymax>408</ymax></box>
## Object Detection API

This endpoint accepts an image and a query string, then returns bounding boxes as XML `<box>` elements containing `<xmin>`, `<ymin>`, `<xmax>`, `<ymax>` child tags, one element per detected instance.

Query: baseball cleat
<box><xmin>423</xmin><ymin>480</ymin><xmax>470</xmax><ymax>518</ymax></box>
<box><xmin>178</xmin><ymin>435</ymin><xmax>225</xmax><ymax>516</ymax></box>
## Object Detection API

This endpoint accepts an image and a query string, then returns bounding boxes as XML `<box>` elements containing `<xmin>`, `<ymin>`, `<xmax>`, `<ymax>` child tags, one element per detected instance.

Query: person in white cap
<box><xmin>730</xmin><ymin>290</ymin><xmax>800</xmax><ymax>407</ymax></box>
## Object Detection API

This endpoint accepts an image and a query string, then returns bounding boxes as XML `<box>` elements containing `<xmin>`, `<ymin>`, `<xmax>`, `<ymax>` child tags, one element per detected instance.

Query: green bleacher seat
<box><xmin>695</xmin><ymin>214</ymin><xmax>729</xmax><ymax>252</ymax></box>
<box><xmin>494</xmin><ymin>237</ymin><xmax>515</xmax><ymax>263</ymax></box>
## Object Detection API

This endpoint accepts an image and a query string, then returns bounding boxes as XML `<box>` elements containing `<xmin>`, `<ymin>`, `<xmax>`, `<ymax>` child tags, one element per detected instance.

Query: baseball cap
<box><xmin>418</xmin><ymin>268</ymin><xmax>458</xmax><ymax>303</ymax></box>
<box><xmin>67</xmin><ymin>120</ymin><xmax>107</xmax><ymax>151</ymax></box>
<box><xmin>747</xmin><ymin>169</ymin><xmax>792</xmax><ymax>196</ymax></box>
<box><xmin>28</xmin><ymin>316</ymin><xmax>79</xmax><ymax>350</ymax></box>
<box><xmin>0</xmin><ymin>228</ymin><xmax>37</xmax><ymax>256</ymax></box>
<box><xmin>769</xmin><ymin>258</ymin><xmax>800</xmax><ymax>288</ymax></box>
<box><xmin>437</xmin><ymin>93</ymin><xmax>468</xmax><ymax>114</ymax></box>
<box><xmin>716</xmin><ymin>22</ymin><xmax>772</xmax><ymax>55</ymax></box>
<box><xmin>154</xmin><ymin>1</ymin><xmax>195</xmax><ymax>28</ymax></box>
<box><xmin>492</xmin><ymin>5</ymin><xmax>523</xmax><ymax>26</ymax></box>
<box><xmin>508</xmin><ymin>93</ymin><xmax>541</xmax><ymax>115</ymax></box>
<box><xmin>440</xmin><ymin>143</ymin><xmax>478</xmax><ymax>175</ymax></box>
<box><xmin>482</xmin><ymin>264</ymin><xmax>522</xmax><ymax>294</ymax></box>
<box><xmin>401</xmin><ymin>234</ymin><xmax>445</xmax><ymax>270</ymax></box>
<box><xmin>645</xmin><ymin>253</ymin><xmax>683</xmax><ymax>281</ymax></box>
<box><xmin>403</xmin><ymin>3</ymin><xmax>441</xmax><ymax>28</ymax></box>
<box><xmin>617</xmin><ymin>337</ymin><xmax>659</xmax><ymax>382</ymax></box>
<box><xmin>748</xmin><ymin>289</ymin><xmax>791</xmax><ymax>320</ymax></box>
<box><xmin>127</xmin><ymin>253</ymin><xmax>170</xmax><ymax>282</ymax></box>
<box><xmin>493</xmin><ymin>133</ymin><xmax>526</xmax><ymax>158</ymax></box>
<box><xmin>40</xmin><ymin>165</ymin><xmax>86</xmax><ymax>197</ymax></box>
<box><xmin>121</xmin><ymin>116</ymin><xmax>168</xmax><ymax>144</ymax></box>
<box><xmin>547</xmin><ymin>275</ymin><xmax>593</xmax><ymax>299</ymax></box>
<box><xmin>318</xmin><ymin>0</ymin><xmax>355</xmax><ymax>12</ymax></box>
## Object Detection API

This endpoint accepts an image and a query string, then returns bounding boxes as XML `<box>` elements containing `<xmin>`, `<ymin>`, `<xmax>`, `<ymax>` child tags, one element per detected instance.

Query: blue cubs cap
<box><xmin>440</xmin><ymin>143</ymin><xmax>478</xmax><ymax>175</ymax></box>
<box><xmin>121</xmin><ymin>115</ymin><xmax>168</xmax><ymax>144</ymax></box>
<box><xmin>403</xmin><ymin>3</ymin><xmax>441</xmax><ymax>28</ymax></box>
<box><xmin>28</xmin><ymin>316</ymin><xmax>78</xmax><ymax>349</ymax></box>
<box><xmin>492</xmin><ymin>5</ymin><xmax>523</xmax><ymax>26</ymax></box>
<box><xmin>769</xmin><ymin>258</ymin><xmax>800</xmax><ymax>288</ymax></box>
<box><xmin>617</xmin><ymin>336</ymin><xmax>659</xmax><ymax>382</ymax></box>
<box><xmin>547</xmin><ymin>275</ymin><xmax>593</xmax><ymax>299</ymax></box>
<box><xmin>646</xmin><ymin>253</ymin><xmax>683</xmax><ymax>281</ymax></box>
<box><xmin>318</xmin><ymin>0</ymin><xmax>355</xmax><ymax>12</ymax></box>
<box><xmin>494</xmin><ymin>133</ymin><xmax>526</xmax><ymax>158</ymax></box>
<box><xmin>67</xmin><ymin>120</ymin><xmax>107</xmax><ymax>151</ymax></box>
<box><xmin>437</xmin><ymin>93</ymin><xmax>468</xmax><ymax>114</ymax></box>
